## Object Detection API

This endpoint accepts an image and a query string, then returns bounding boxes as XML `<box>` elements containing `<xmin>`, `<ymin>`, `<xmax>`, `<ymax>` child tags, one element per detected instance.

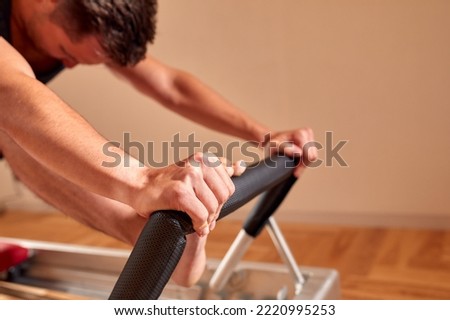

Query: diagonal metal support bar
<box><xmin>209</xmin><ymin>217</ymin><xmax>305</xmax><ymax>296</ymax></box>
<box><xmin>266</xmin><ymin>216</ymin><xmax>305</xmax><ymax>295</ymax></box>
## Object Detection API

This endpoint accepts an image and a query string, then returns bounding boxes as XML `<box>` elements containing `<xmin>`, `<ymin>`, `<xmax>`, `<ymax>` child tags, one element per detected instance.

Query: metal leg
<box><xmin>208</xmin><ymin>230</ymin><xmax>254</xmax><ymax>292</ymax></box>
<box><xmin>209</xmin><ymin>217</ymin><xmax>306</xmax><ymax>296</ymax></box>
<box><xmin>266</xmin><ymin>217</ymin><xmax>305</xmax><ymax>295</ymax></box>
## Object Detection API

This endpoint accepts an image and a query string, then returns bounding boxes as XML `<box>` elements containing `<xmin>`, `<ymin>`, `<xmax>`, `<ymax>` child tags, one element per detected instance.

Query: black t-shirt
<box><xmin>0</xmin><ymin>0</ymin><xmax>64</xmax><ymax>84</ymax></box>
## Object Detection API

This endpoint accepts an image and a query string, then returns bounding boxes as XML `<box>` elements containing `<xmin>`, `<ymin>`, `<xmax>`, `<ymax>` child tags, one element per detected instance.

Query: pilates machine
<box><xmin>0</xmin><ymin>156</ymin><xmax>340</xmax><ymax>300</ymax></box>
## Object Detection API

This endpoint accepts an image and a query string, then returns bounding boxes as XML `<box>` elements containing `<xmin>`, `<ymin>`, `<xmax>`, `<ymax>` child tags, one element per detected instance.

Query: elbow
<box><xmin>170</xmin><ymin>234</ymin><xmax>207</xmax><ymax>288</ymax></box>
<box><xmin>171</xmin><ymin>261</ymin><xmax>206</xmax><ymax>288</ymax></box>
<box><xmin>157</xmin><ymin>69</ymin><xmax>196</xmax><ymax>109</ymax></box>
<box><xmin>171</xmin><ymin>272</ymin><xmax>203</xmax><ymax>288</ymax></box>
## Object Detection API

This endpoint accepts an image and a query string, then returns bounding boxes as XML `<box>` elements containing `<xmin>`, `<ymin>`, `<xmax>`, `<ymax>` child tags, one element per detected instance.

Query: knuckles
<box><xmin>152</xmin><ymin>151</ymin><xmax>235</xmax><ymax>226</ymax></box>
<box><xmin>216</xmin><ymin>186</ymin><xmax>232</xmax><ymax>205</ymax></box>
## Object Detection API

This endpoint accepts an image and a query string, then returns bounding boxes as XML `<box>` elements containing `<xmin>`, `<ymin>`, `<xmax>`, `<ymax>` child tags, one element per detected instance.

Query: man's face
<box><xmin>27</xmin><ymin>13</ymin><xmax>110</xmax><ymax>68</ymax></box>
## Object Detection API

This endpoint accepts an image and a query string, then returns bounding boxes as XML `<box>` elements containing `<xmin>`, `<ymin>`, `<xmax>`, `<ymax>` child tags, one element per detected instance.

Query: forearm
<box><xmin>111</xmin><ymin>58</ymin><xmax>270</xmax><ymax>144</ymax></box>
<box><xmin>164</xmin><ymin>71</ymin><xmax>270</xmax><ymax>142</ymax></box>
<box><xmin>0</xmin><ymin>71</ymin><xmax>146</xmax><ymax>208</ymax></box>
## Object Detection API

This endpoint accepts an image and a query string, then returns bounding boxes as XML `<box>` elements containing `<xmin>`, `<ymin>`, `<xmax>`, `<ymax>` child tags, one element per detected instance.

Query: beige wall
<box><xmin>3</xmin><ymin>0</ymin><xmax>450</xmax><ymax>227</ymax></box>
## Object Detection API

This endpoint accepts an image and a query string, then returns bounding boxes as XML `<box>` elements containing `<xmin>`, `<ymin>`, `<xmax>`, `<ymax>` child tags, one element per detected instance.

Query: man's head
<box><xmin>50</xmin><ymin>0</ymin><xmax>157</xmax><ymax>67</ymax></box>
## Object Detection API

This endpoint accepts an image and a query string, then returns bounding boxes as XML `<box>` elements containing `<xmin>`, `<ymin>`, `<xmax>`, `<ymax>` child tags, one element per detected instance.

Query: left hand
<box><xmin>171</xmin><ymin>157</ymin><xmax>245</xmax><ymax>287</ymax></box>
<box><xmin>263</xmin><ymin>127</ymin><xmax>318</xmax><ymax>177</ymax></box>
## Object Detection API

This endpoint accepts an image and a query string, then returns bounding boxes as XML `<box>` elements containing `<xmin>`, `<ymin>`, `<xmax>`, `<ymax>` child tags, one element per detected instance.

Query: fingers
<box><xmin>174</xmin><ymin>187</ymin><xmax>211</xmax><ymax>237</ymax></box>
<box><xmin>182</xmin><ymin>153</ymin><xmax>244</xmax><ymax>236</ymax></box>
<box><xmin>203</xmin><ymin>157</ymin><xmax>246</xmax><ymax>232</ymax></box>
<box><xmin>232</xmin><ymin>160</ymin><xmax>246</xmax><ymax>176</ymax></box>
<box><xmin>293</xmin><ymin>127</ymin><xmax>318</xmax><ymax>163</ymax></box>
<box><xmin>266</xmin><ymin>127</ymin><xmax>318</xmax><ymax>167</ymax></box>
<box><xmin>216</xmin><ymin>157</ymin><xmax>246</xmax><ymax>177</ymax></box>
<box><xmin>139</xmin><ymin>153</ymin><xmax>246</xmax><ymax>237</ymax></box>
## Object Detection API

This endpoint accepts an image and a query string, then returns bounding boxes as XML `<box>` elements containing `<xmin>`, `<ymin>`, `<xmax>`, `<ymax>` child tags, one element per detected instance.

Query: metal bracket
<box><xmin>209</xmin><ymin>217</ymin><xmax>305</xmax><ymax>296</ymax></box>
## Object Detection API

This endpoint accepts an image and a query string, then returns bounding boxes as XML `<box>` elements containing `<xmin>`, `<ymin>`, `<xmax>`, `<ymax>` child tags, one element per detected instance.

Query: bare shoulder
<box><xmin>0</xmin><ymin>37</ymin><xmax>35</xmax><ymax>78</ymax></box>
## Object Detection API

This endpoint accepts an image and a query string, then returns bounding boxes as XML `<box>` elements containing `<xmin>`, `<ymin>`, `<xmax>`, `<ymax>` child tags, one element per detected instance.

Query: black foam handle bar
<box><xmin>109</xmin><ymin>155</ymin><xmax>299</xmax><ymax>300</ymax></box>
<box><xmin>244</xmin><ymin>175</ymin><xmax>298</xmax><ymax>238</ymax></box>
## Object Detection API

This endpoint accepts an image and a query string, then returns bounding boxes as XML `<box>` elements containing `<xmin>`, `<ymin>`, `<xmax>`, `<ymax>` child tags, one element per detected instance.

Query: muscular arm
<box><xmin>108</xmin><ymin>56</ymin><xmax>270</xmax><ymax>143</ymax></box>
<box><xmin>1</xmin><ymin>38</ymin><xmax>238</xmax><ymax>286</ymax></box>
<box><xmin>109</xmin><ymin>55</ymin><xmax>318</xmax><ymax>174</ymax></box>
<box><xmin>0</xmin><ymin>38</ymin><xmax>145</xmax><ymax>207</ymax></box>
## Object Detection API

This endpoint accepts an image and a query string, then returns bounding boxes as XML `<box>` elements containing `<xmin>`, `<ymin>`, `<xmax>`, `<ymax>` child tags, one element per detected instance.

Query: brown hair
<box><xmin>51</xmin><ymin>0</ymin><xmax>157</xmax><ymax>66</ymax></box>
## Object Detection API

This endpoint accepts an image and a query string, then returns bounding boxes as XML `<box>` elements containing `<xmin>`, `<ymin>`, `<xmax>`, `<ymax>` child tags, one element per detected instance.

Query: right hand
<box><xmin>133</xmin><ymin>152</ymin><xmax>245</xmax><ymax>237</ymax></box>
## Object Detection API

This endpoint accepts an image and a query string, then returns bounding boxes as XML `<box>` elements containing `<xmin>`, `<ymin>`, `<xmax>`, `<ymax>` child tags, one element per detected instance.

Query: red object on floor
<box><xmin>0</xmin><ymin>243</ymin><xmax>29</xmax><ymax>272</ymax></box>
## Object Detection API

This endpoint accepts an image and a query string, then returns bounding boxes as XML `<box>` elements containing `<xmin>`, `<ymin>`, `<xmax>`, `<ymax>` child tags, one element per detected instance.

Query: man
<box><xmin>0</xmin><ymin>0</ymin><xmax>317</xmax><ymax>286</ymax></box>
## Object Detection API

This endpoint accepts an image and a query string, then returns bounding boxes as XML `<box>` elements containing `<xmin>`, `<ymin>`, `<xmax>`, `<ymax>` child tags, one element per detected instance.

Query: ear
<box><xmin>40</xmin><ymin>0</ymin><xmax>60</xmax><ymax>15</ymax></box>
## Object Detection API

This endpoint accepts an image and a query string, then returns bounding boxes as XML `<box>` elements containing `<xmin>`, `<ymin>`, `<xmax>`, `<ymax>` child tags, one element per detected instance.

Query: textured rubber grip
<box><xmin>218</xmin><ymin>156</ymin><xmax>298</xmax><ymax>220</ymax></box>
<box><xmin>244</xmin><ymin>175</ymin><xmax>298</xmax><ymax>238</ymax></box>
<box><xmin>109</xmin><ymin>155</ymin><xmax>299</xmax><ymax>300</ymax></box>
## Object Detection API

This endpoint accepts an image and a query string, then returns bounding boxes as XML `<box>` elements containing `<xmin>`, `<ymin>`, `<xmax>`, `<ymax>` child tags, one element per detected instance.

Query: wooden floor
<box><xmin>1</xmin><ymin>210</ymin><xmax>449</xmax><ymax>300</ymax></box>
